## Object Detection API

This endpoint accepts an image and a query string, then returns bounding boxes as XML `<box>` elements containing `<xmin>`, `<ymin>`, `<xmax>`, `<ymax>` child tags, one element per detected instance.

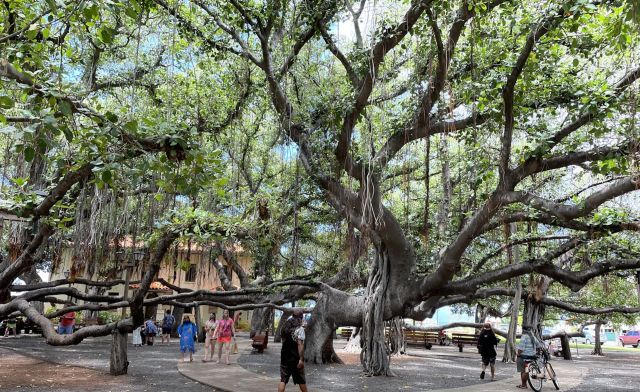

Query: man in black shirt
<box><xmin>278</xmin><ymin>309</ymin><xmax>307</xmax><ymax>392</ymax></box>
<box><xmin>477</xmin><ymin>322</ymin><xmax>499</xmax><ymax>381</ymax></box>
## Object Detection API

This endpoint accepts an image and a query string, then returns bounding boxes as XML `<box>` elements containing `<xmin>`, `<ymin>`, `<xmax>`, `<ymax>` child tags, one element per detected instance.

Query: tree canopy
<box><xmin>1</xmin><ymin>0</ymin><xmax>640</xmax><ymax>376</ymax></box>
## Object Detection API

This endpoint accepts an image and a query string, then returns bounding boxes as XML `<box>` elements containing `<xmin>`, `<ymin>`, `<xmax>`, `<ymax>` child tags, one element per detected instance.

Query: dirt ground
<box><xmin>0</xmin><ymin>347</ymin><xmax>136</xmax><ymax>392</ymax></box>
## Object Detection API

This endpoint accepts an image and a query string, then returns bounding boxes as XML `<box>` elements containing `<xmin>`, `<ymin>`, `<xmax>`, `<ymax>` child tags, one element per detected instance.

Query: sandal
<box><xmin>516</xmin><ymin>385</ymin><xmax>527</xmax><ymax>389</ymax></box>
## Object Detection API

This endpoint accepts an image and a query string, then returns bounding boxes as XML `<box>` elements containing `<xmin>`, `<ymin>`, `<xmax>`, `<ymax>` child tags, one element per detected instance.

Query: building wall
<box><xmin>48</xmin><ymin>245</ymin><xmax>253</xmax><ymax>328</ymax></box>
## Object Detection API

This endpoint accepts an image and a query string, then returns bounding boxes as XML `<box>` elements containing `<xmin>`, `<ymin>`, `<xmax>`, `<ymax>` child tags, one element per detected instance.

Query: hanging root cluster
<box><xmin>361</xmin><ymin>245</ymin><xmax>394</xmax><ymax>376</ymax></box>
<box><xmin>386</xmin><ymin>316</ymin><xmax>406</xmax><ymax>356</ymax></box>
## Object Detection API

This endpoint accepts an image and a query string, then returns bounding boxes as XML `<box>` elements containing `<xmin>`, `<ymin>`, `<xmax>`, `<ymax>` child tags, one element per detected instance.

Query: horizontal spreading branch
<box><xmin>404</xmin><ymin>321</ymin><xmax>583</xmax><ymax>341</ymax></box>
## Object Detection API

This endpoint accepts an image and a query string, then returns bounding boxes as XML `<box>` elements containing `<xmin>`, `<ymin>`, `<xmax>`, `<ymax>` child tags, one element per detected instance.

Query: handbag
<box><xmin>232</xmin><ymin>336</ymin><xmax>238</xmax><ymax>354</ymax></box>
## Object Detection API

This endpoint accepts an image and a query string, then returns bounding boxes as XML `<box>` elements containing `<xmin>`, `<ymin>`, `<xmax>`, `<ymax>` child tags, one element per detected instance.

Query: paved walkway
<box><xmin>178</xmin><ymin>337</ymin><xmax>330</xmax><ymax>392</ymax></box>
<box><xmin>179</xmin><ymin>337</ymin><xmax>585</xmax><ymax>392</ymax></box>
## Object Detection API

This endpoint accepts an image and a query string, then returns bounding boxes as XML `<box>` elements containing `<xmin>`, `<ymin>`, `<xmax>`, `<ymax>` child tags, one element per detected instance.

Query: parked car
<box><xmin>619</xmin><ymin>331</ymin><xmax>640</xmax><ymax>348</ymax></box>
<box><xmin>571</xmin><ymin>332</ymin><xmax>595</xmax><ymax>345</ymax></box>
<box><xmin>571</xmin><ymin>329</ymin><xmax>608</xmax><ymax>345</ymax></box>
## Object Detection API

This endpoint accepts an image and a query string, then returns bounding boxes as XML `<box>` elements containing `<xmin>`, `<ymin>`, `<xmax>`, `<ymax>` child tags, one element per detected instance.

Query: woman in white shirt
<box><xmin>202</xmin><ymin>313</ymin><xmax>218</xmax><ymax>362</ymax></box>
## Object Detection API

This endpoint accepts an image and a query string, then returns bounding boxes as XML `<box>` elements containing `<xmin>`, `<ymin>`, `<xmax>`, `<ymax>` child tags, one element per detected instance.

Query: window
<box><xmin>184</xmin><ymin>306</ymin><xmax>193</xmax><ymax>314</ymax></box>
<box><xmin>185</xmin><ymin>264</ymin><xmax>197</xmax><ymax>282</ymax></box>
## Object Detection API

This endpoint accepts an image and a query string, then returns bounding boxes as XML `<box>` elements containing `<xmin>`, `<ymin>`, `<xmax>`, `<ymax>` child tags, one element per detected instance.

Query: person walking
<box><xmin>213</xmin><ymin>310</ymin><xmax>235</xmax><ymax>365</ymax></box>
<box><xmin>144</xmin><ymin>318</ymin><xmax>158</xmax><ymax>345</ymax></box>
<box><xmin>161</xmin><ymin>309</ymin><xmax>176</xmax><ymax>345</ymax></box>
<box><xmin>3</xmin><ymin>318</ymin><xmax>17</xmax><ymax>337</ymax></box>
<box><xmin>278</xmin><ymin>309</ymin><xmax>307</xmax><ymax>392</ymax></box>
<box><xmin>177</xmin><ymin>315</ymin><xmax>198</xmax><ymax>362</ymax></box>
<box><xmin>516</xmin><ymin>324</ymin><xmax>544</xmax><ymax>389</ymax></box>
<box><xmin>477</xmin><ymin>322</ymin><xmax>499</xmax><ymax>381</ymax></box>
<box><xmin>202</xmin><ymin>313</ymin><xmax>218</xmax><ymax>362</ymax></box>
<box><xmin>132</xmin><ymin>323</ymin><xmax>143</xmax><ymax>347</ymax></box>
<box><xmin>58</xmin><ymin>312</ymin><xmax>75</xmax><ymax>335</ymax></box>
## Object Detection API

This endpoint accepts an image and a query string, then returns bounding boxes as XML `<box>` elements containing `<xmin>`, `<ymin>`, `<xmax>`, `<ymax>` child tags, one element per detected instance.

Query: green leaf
<box><xmin>58</xmin><ymin>100</ymin><xmax>73</xmax><ymax>116</ymax></box>
<box><xmin>24</xmin><ymin>146</ymin><xmax>36</xmax><ymax>162</ymax></box>
<box><xmin>97</xmin><ymin>27</ymin><xmax>115</xmax><ymax>44</ymax></box>
<box><xmin>124</xmin><ymin>120</ymin><xmax>138</xmax><ymax>133</ymax></box>
<box><xmin>102</xmin><ymin>170</ymin><xmax>113</xmax><ymax>184</ymax></box>
<box><xmin>0</xmin><ymin>95</ymin><xmax>14</xmax><ymax>109</ymax></box>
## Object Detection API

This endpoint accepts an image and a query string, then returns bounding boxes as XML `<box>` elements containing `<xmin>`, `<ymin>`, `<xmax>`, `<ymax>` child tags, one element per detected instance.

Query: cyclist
<box><xmin>516</xmin><ymin>324</ymin><xmax>544</xmax><ymax>389</ymax></box>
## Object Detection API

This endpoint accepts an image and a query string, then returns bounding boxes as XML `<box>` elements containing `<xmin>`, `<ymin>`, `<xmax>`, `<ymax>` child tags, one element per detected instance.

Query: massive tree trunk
<box><xmin>560</xmin><ymin>333</ymin><xmax>572</xmax><ymax>360</ymax></box>
<box><xmin>304</xmin><ymin>287</ymin><xmax>361</xmax><ymax>364</ymax></box>
<box><xmin>523</xmin><ymin>294</ymin><xmax>546</xmax><ymax>339</ymax></box>
<box><xmin>250</xmin><ymin>307</ymin><xmax>273</xmax><ymax>338</ymax></box>
<box><xmin>592</xmin><ymin>320</ymin><xmax>604</xmax><ymax>356</ymax></box>
<box><xmin>109</xmin><ymin>330</ymin><xmax>128</xmax><ymax>376</ymax></box>
<box><xmin>361</xmin><ymin>245</ymin><xmax>392</xmax><ymax>376</ymax></box>
<box><xmin>273</xmin><ymin>313</ymin><xmax>285</xmax><ymax>343</ymax></box>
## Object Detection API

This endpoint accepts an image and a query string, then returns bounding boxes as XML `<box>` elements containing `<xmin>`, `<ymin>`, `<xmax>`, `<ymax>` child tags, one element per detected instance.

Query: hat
<box><xmin>292</xmin><ymin>309</ymin><xmax>303</xmax><ymax>318</ymax></box>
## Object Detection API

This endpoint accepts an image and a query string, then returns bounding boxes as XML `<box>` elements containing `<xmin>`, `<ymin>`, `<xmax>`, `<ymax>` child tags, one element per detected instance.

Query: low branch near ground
<box><xmin>13</xmin><ymin>299</ymin><xmax>133</xmax><ymax>346</ymax></box>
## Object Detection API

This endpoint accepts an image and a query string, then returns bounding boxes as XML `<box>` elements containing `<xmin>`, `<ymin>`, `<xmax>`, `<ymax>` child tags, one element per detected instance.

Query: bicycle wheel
<box><xmin>547</xmin><ymin>362</ymin><xmax>560</xmax><ymax>390</ymax></box>
<box><xmin>527</xmin><ymin>362</ymin><xmax>543</xmax><ymax>392</ymax></box>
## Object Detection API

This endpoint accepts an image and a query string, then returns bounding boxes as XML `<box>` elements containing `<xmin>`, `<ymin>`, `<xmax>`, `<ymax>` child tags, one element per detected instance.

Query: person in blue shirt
<box><xmin>144</xmin><ymin>318</ymin><xmax>158</xmax><ymax>345</ymax></box>
<box><xmin>516</xmin><ymin>324</ymin><xmax>544</xmax><ymax>389</ymax></box>
<box><xmin>177</xmin><ymin>316</ymin><xmax>198</xmax><ymax>362</ymax></box>
<box><xmin>161</xmin><ymin>310</ymin><xmax>176</xmax><ymax>345</ymax></box>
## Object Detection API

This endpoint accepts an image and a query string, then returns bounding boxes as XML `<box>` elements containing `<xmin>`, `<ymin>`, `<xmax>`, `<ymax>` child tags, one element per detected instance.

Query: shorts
<box><xmin>162</xmin><ymin>327</ymin><xmax>172</xmax><ymax>334</ymax></box>
<box><xmin>481</xmin><ymin>355</ymin><xmax>496</xmax><ymax>366</ymax></box>
<box><xmin>280</xmin><ymin>363</ymin><xmax>306</xmax><ymax>385</ymax></box>
<box><xmin>146</xmin><ymin>332</ymin><xmax>157</xmax><ymax>337</ymax></box>
<box><xmin>217</xmin><ymin>336</ymin><xmax>232</xmax><ymax>344</ymax></box>
<box><xmin>517</xmin><ymin>356</ymin><xmax>536</xmax><ymax>372</ymax></box>
<box><xmin>58</xmin><ymin>325</ymin><xmax>74</xmax><ymax>334</ymax></box>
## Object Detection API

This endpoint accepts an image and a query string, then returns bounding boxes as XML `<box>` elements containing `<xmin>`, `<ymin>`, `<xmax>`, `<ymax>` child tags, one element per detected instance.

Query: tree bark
<box><xmin>503</xmin><ymin>223</ymin><xmax>521</xmax><ymax>363</ymax></box>
<box><xmin>387</xmin><ymin>316</ymin><xmax>406</xmax><ymax>355</ymax></box>
<box><xmin>250</xmin><ymin>307</ymin><xmax>273</xmax><ymax>338</ymax></box>
<box><xmin>304</xmin><ymin>288</ymin><xmax>361</xmax><ymax>363</ymax></box>
<box><xmin>109</xmin><ymin>330</ymin><xmax>129</xmax><ymax>376</ymax></box>
<box><xmin>560</xmin><ymin>333</ymin><xmax>572</xmax><ymax>360</ymax></box>
<box><xmin>503</xmin><ymin>281</ymin><xmax>521</xmax><ymax>363</ymax></box>
<box><xmin>592</xmin><ymin>320</ymin><xmax>604</xmax><ymax>356</ymax></box>
<box><xmin>523</xmin><ymin>295</ymin><xmax>546</xmax><ymax>339</ymax></box>
<box><xmin>361</xmin><ymin>245</ymin><xmax>392</xmax><ymax>376</ymax></box>
<box><xmin>273</xmin><ymin>312</ymin><xmax>285</xmax><ymax>343</ymax></box>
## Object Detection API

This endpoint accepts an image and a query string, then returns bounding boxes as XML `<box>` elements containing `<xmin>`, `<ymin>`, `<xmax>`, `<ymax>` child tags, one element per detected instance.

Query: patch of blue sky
<box><xmin>271</xmin><ymin>143</ymin><xmax>299</xmax><ymax>163</ymax></box>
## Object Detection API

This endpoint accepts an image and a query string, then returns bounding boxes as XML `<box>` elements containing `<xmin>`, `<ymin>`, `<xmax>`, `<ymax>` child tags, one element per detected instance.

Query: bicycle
<box><xmin>525</xmin><ymin>348</ymin><xmax>560</xmax><ymax>391</ymax></box>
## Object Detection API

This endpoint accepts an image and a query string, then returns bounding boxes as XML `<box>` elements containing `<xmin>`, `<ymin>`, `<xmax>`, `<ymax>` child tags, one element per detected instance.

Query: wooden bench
<box><xmin>340</xmin><ymin>327</ymin><xmax>354</xmax><ymax>340</ymax></box>
<box><xmin>404</xmin><ymin>330</ymin><xmax>440</xmax><ymax>349</ymax></box>
<box><xmin>251</xmin><ymin>333</ymin><xmax>269</xmax><ymax>353</ymax></box>
<box><xmin>452</xmin><ymin>333</ymin><xmax>479</xmax><ymax>352</ymax></box>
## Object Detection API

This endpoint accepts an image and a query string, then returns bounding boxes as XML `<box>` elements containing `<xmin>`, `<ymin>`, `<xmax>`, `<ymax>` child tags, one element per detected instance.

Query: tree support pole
<box><xmin>109</xmin><ymin>329</ymin><xmax>129</xmax><ymax>376</ymax></box>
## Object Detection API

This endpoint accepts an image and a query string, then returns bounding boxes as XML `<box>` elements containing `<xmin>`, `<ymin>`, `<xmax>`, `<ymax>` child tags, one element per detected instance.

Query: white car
<box><xmin>571</xmin><ymin>332</ymin><xmax>607</xmax><ymax>345</ymax></box>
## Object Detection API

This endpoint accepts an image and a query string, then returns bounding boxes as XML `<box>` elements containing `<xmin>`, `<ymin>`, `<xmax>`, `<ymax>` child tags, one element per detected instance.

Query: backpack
<box><xmin>163</xmin><ymin>314</ymin><xmax>175</xmax><ymax>328</ymax></box>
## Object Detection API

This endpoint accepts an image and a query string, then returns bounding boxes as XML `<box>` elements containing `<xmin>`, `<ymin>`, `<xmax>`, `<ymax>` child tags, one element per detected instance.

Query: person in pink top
<box><xmin>58</xmin><ymin>312</ymin><xmax>76</xmax><ymax>334</ymax></box>
<box><xmin>213</xmin><ymin>310</ymin><xmax>235</xmax><ymax>365</ymax></box>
